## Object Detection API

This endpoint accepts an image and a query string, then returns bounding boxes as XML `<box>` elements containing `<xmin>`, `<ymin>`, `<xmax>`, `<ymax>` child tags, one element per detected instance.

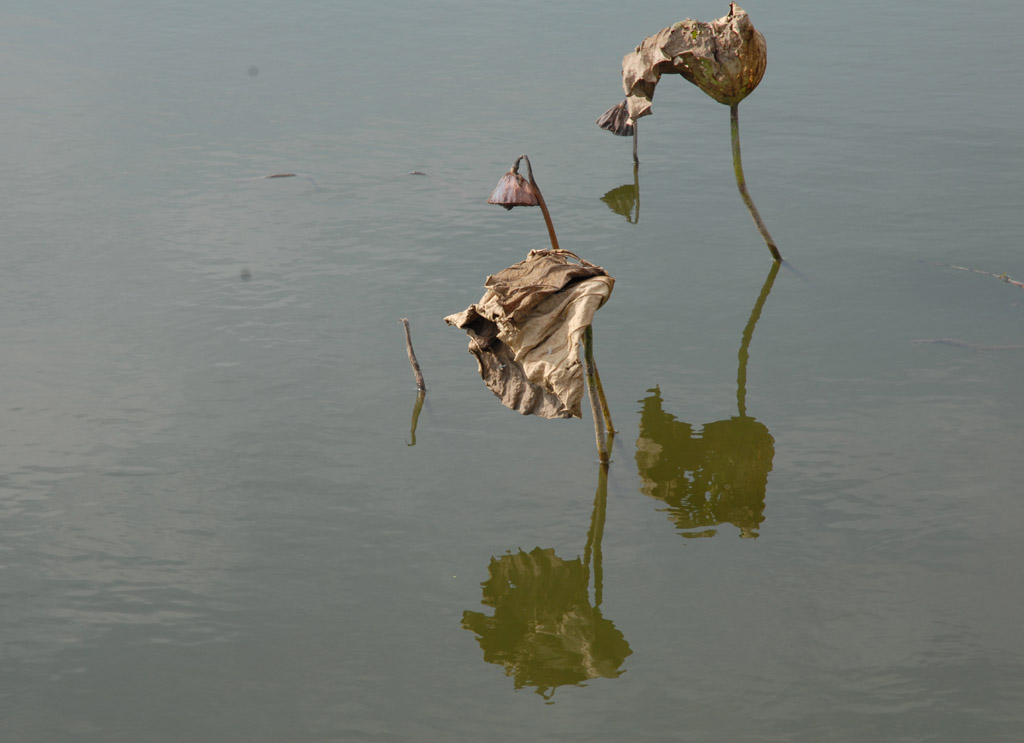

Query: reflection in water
<box><xmin>635</xmin><ymin>262</ymin><xmax>779</xmax><ymax>538</ymax></box>
<box><xmin>406</xmin><ymin>390</ymin><xmax>425</xmax><ymax>446</ymax></box>
<box><xmin>600</xmin><ymin>164</ymin><xmax>639</xmax><ymax>224</ymax></box>
<box><xmin>462</xmin><ymin>462</ymin><xmax>630</xmax><ymax>700</ymax></box>
<box><xmin>636</xmin><ymin>389</ymin><xmax>774</xmax><ymax>538</ymax></box>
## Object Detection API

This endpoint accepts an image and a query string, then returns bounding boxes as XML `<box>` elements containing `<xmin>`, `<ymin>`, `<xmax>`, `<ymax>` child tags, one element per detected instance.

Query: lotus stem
<box><xmin>730</xmin><ymin>103</ymin><xmax>781</xmax><ymax>263</ymax></box>
<box><xmin>517</xmin><ymin>154</ymin><xmax>561</xmax><ymax>252</ymax></box>
<box><xmin>583</xmin><ymin>325</ymin><xmax>609</xmax><ymax>464</ymax></box>
<box><xmin>632</xmin><ymin>120</ymin><xmax>639</xmax><ymax>165</ymax></box>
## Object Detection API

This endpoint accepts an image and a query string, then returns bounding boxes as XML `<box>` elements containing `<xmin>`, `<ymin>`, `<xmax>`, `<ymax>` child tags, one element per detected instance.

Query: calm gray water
<box><xmin>3</xmin><ymin>1</ymin><xmax>1023</xmax><ymax>741</ymax></box>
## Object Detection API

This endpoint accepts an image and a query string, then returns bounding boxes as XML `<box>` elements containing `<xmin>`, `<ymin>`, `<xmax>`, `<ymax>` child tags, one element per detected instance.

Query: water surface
<box><xmin>2</xmin><ymin>1</ymin><xmax>1023</xmax><ymax>741</ymax></box>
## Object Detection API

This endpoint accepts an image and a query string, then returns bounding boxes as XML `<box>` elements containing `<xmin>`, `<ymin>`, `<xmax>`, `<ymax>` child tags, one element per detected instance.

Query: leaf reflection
<box><xmin>462</xmin><ymin>461</ymin><xmax>630</xmax><ymax>700</ymax></box>
<box><xmin>635</xmin><ymin>261</ymin><xmax>779</xmax><ymax>538</ymax></box>
<box><xmin>600</xmin><ymin>163</ymin><xmax>640</xmax><ymax>224</ymax></box>
<box><xmin>636</xmin><ymin>389</ymin><xmax>773</xmax><ymax>538</ymax></box>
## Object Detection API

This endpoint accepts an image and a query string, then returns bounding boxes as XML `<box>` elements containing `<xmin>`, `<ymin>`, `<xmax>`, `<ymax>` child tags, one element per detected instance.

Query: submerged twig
<box><xmin>947</xmin><ymin>264</ymin><xmax>1024</xmax><ymax>290</ymax></box>
<box><xmin>400</xmin><ymin>318</ymin><xmax>427</xmax><ymax>391</ymax></box>
<box><xmin>235</xmin><ymin>172</ymin><xmax>321</xmax><ymax>191</ymax></box>
<box><xmin>236</xmin><ymin>173</ymin><xmax>297</xmax><ymax>181</ymax></box>
<box><xmin>911</xmin><ymin>339</ymin><xmax>1024</xmax><ymax>352</ymax></box>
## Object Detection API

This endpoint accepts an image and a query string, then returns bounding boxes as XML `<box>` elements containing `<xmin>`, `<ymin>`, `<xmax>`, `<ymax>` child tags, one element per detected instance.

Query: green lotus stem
<box><xmin>518</xmin><ymin>154</ymin><xmax>561</xmax><ymax>252</ymax></box>
<box><xmin>730</xmin><ymin>103</ymin><xmax>782</xmax><ymax>263</ymax></box>
<box><xmin>737</xmin><ymin>260</ymin><xmax>780</xmax><ymax>418</ymax></box>
<box><xmin>583</xmin><ymin>325</ymin><xmax>609</xmax><ymax>464</ymax></box>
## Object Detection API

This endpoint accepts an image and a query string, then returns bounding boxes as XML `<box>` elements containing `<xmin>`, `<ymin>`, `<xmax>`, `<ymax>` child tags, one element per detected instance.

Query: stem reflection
<box><xmin>635</xmin><ymin>262</ymin><xmax>779</xmax><ymax>538</ymax></box>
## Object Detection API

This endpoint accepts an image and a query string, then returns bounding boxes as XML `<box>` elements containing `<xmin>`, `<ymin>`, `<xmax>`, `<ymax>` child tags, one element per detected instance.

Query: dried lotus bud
<box><xmin>487</xmin><ymin>169</ymin><xmax>539</xmax><ymax>211</ymax></box>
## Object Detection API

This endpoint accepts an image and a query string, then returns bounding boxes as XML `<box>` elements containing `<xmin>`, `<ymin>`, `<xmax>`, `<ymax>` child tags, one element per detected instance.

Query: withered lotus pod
<box><xmin>595</xmin><ymin>100</ymin><xmax>634</xmax><ymax>137</ymax></box>
<box><xmin>621</xmin><ymin>3</ymin><xmax>766</xmax><ymax>121</ymax></box>
<box><xmin>487</xmin><ymin>169</ymin><xmax>538</xmax><ymax>211</ymax></box>
<box><xmin>486</xmin><ymin>154</ymin><xmax>561</xmax><ymax>252</ymax></box>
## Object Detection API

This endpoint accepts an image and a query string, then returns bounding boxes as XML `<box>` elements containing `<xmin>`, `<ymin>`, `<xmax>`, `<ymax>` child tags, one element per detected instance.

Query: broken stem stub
<box><xmin>401</xmin><ymin>318</ymin><xmax>427</xmax><ymax>391</ymax></box>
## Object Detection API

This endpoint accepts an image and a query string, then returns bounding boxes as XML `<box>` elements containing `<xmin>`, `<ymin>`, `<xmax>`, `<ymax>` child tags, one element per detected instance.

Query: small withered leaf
<box><xmin>596</xmin><ymin>100</ymin><xmax>634</xmax><ymax>137</ymax></box>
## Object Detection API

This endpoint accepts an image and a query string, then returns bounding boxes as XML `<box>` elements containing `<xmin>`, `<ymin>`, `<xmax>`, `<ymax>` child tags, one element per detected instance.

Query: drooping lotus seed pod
<box><xmin>486</xmin><ymin>155</ymin><xmax>561</xmax><ymax>252</ymax></box>
<box><xmin>487</xmin><ymin>169</ymin><xmax>538</xmax><ymax>211</ymax></box>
